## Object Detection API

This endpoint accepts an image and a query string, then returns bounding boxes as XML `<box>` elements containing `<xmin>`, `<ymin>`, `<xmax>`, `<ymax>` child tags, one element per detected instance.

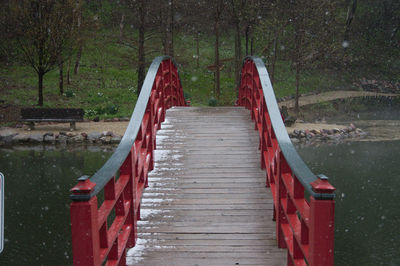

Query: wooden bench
<box><xmin>20</xmin><ymin>108</ymin><xmax>84</xmax><ymax>131</ymax></box>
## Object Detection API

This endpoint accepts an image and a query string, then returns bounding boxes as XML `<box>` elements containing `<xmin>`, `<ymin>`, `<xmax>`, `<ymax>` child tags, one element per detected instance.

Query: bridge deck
<box><xmin>126</xmin><ymin>107</ymin><xmax>286</xmax><ymax>265</ymax></box>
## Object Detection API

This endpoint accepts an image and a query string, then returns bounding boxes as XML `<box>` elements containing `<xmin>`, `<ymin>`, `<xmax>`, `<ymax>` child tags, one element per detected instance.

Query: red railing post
<box><xmin>309</xmin><ymin>176</ymin><xmax>336</xmax><ymax>266</ymax></box>
<box><xmin>121</xmin><ymin>151</ymin><xmax>137</xmax><ymax>248</ymax></box>
<box><xmin>276</xmin><ymin>151</ymin><xmax>288</xmax><ymax>249</ymax></box>
<box><xmin>68</xmin><ymin>57</ymin><xmax>188</xmax><ymax>265</ymax></box>
<box><xmin>70</xmin><ymin>177</ymin><xmax>100</xmax><ymax>266</ymax></box>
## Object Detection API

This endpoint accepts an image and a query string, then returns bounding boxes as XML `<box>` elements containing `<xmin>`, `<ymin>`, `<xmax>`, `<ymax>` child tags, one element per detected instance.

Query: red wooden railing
<box><xmin>238</xmin><ymin>57</ymin><xmax>336</xmax><ymax>266</ymax></box>
<box><xmin>69</xmin><ymin>57</ymin><xmax>186</xmax><ymax>266</ymax></box>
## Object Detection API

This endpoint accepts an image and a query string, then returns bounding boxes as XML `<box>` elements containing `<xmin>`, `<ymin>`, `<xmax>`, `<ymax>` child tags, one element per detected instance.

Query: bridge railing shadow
<box><xmin>238</xmin><ymin>57</ymin><xmax>336</xmax><ymax>266</ymax></box>
<box><xmin>69</xmin><ymin>56</ymin><xmax>186</xmax><ymax>266</ymax></box>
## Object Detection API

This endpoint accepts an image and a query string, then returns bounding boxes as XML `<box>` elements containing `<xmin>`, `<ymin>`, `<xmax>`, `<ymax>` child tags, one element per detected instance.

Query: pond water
<box><xmin>297</xmin><ymin>140</ymin><xmax>400</xmax><ymax>266</ymax></box>
<box><xmin>0</xmin><ymin>146</ymin><xmax>114</xmax><ymax>265</ymax></box>
<box><xmin>0</xmin><ymin>140</ymin><xmax>398</xmax><ymax>265</ymax></box>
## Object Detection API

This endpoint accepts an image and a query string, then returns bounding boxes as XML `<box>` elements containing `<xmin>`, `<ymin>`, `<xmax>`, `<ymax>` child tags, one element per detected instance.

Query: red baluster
<box><xmin>70</xmin><ymin>176</ymin><xmax>100</xmax><ymax>266</ymax></box>
<box><xmin>309</xmin><ymin>175</ymin><xmax>335</xmax><ymax>266</ymax></box>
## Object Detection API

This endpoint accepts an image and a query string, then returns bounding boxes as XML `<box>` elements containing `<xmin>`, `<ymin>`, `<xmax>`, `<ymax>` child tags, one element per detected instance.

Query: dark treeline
<box><xmin>0</xmin><ymin>0</ymin><xmax>399</xmax><ymax>108</ymax></box>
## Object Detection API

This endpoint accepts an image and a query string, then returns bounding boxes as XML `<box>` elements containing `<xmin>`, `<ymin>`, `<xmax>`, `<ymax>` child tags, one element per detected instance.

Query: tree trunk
<box><xmin>160</xmin><ymin>4</ymin><xmax>166</xmax><ymax>53</ymax></box>
<box><xmin>167</xmin><ymin>0</ymin><xmax>174</xmax><ymax>56</ymax></box>
<box><xmin>234</xmin><ymin>21</ymin><xmax>242</xmax><ymax>95</ymax></box>
<box><xmin>119</xmin><ymin>12</ymin><xmax>125</xmax><ymax>42</ymax></box>
<box><xmin>344</xmin><ymin>0</ymin><xmax>357</xmax><ymax>45</ymax></box>
<box><xmin>215</xmin><ymin>16</ymin><xmax>220</xmax><ymax>99</ymax></box>
<box><xmin>245</xmin><ymin>25</ymin><xmax>250</xmax><ymax>55</ymax></box>
<box><xmin>271</xmin><ymin>33</ymin><xmax>279</xmax><ymax>85</ymax></box>
<box><xmin>38</xmin><ymin>70</ymin><xmax>44</xmax><ymax>106</ymax></box>
<box><xmin>163</xmin><ymin>0</ymin><xmax>174</xmax><ymax>56</ymax></box>
<box><xmin>196</xmin><ymin>32</ymin><xmax>200</xmax><ymax>68</ymax></box>
<box><xmin>59</xmin><ymin>60</ymin><xmax>64</xmax><ymax>95</ymax></box>
<box><xmin>250</xmin><ymin>37</ymin><xmax>254</xmax><ymax>56</ymax></box>
<box><xmin>137</xmin><ymin>0</ymin><xmax>145</xmax><ymax>96</ymax></box>
<box><xmin>74</xmin><ymin>41</ymin><xmax>82</xmax><ymax>75</ymax></box>
<box><xmin>295</xmin><ymin>63</ymin><xmax>300</xmax><ymax>113</ymax></box>
<box><xmin>74</xmin><ymin>1</ymin><xmax>83</xmax><ymax>75</ymax></box>
<box><xmin>67</xmin><ymin>58</ymin><xmax>71</xmax><ymax>85</ymax></box>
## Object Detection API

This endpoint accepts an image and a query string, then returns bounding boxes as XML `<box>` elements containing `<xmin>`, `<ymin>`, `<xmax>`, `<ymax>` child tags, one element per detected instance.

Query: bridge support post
<box><xmin>70</xmin><ymin>178</ymin><xmax>100</xmax><ymax>266</ymax></box>
<box><xmin>309</xmin><ymin>177</ymin><xmax>335</xmax><ymax>266</ymax></box>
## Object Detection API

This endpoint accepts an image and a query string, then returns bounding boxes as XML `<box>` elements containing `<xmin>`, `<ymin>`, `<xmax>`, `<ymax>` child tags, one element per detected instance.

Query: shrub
<box><xmin>65</xmin><ymin>89</ymin><xmax>75</xmax><ymax>98</ymax></box>
<box><xmin>208</xmin><ymin>97</ymin><xmax>217</xmax><ymax>106</ymax></box>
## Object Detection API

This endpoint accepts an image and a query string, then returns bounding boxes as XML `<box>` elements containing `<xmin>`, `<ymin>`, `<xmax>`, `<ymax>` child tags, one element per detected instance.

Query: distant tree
<box><xmin>286</xmin><ymin>0</ymin><xmax>339</xmax><ymax>112</ymax></box>
<box><xmin>174</xmin><ymin>0</ymin><xmax>210</xmax><ymax>67</ymax></box>
<box><xmin>236</xmin><ymin>0</ymin><xmax>263</xmax><ymax>57</ymax></box>
<box><xmin>11</xmin><ymin>0</ymin><xmax>77</xmax><ymax>106</ymax></box>
<box><xmin>164</xmin><ymin>0</ymin><xmax>175</xmax><ymax>56</ymax></box>
<box><xmin>137</xmin><ymin>0</ymin><xmax>146</xmax><ymax>96</ymax></box>
<box><xmin>73</xmin><ymin>0</ymin><xmax>84</xmax><ymax>75</ymax></box>
<box><xmin>213</xmin><ymin>0</ymin><xmax>224</xmax><ymax>100</ymax></box>
<box><xmin>343</xmin><ymin>0</ymin><xmax>357</xmax><ymax>48</ymax></box>
<box><xmin>118</xmin><ymin>1</ymin><xmax>127</xmax><ymax>42</ymax></box>
<box><xmin>0</xmin><ymin>1</ymin><xmax>14</xmax><ymax>64</ymax></box>
<box><xmin>229</xmin><ymin>0</ymin><xmax>265</xmax><ymax>92</ymax></box>
<box><xmin>256</xmin><ymin>0</ymin><xmax>289</xmax><ymax>85</ymax></box>
<box><xmin>342</xmin><ymin>0</ymin><xmax>400</xmax><ymax>74</ymax></box>
<box><xmin>228</xmin><ymin>0</ymin><xmax>245</xmax><ymax>94</ymax></box>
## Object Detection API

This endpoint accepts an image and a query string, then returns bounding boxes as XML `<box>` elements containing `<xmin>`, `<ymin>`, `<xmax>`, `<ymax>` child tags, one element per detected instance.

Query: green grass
<box><xmin>272</xmin><ymin>61</ymin><xmax>357</xmax><ymax>98</ymax></box>
<box><xmin>0</xmin><ymin>29</ymin><xmax>138</xmax><ymax>120</ymax></box>
<box><xmin>0</xmin><ymin>28</ymin><xmax>359</xmax><ymax>123</ymax></box>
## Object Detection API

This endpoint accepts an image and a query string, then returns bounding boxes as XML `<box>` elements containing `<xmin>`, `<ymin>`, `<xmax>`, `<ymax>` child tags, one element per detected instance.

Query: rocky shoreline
<box><xmin>289</xmin><ymin>123</ymin><xmax>367</xmax><ymax>144</ymax></box>
<box><xmin>0</xmin><ymin>123</ymin><xmax>368</xmax><ymax>147</ymax></box>
<box><xmin>0</xmin><ymin>130</ymin><xmax>122</xmax><ymax>146</ymax></box>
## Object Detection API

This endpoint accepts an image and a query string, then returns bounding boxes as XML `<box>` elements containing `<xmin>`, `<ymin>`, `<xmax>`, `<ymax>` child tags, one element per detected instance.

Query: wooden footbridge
<box><xmin>70</xmin><ymin>57</ymin><xmax>335</xmax><ymax>266</ymax></box>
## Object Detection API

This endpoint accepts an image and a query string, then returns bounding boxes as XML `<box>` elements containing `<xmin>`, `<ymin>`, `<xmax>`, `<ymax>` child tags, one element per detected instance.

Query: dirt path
<box><xmin>278</xmin><ymin>90</ymin><xmax>399</xmax><ymax>108</ymax></box>
<box><xmin>1</xmin><ymin>90</ymin><xmax>399</xmax><ymax>141</ymax></box>
<box><xmin>285</xmin><ymin>122</ymin><xmax>347</xmax><ymax>132</ymax></box>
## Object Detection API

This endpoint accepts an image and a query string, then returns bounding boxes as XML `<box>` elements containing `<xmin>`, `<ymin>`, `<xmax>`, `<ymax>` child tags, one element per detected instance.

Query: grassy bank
<box><xmin>0</xmin><ymin>28</ymin><xmax>360</xmax><ymax>123</ymax></box>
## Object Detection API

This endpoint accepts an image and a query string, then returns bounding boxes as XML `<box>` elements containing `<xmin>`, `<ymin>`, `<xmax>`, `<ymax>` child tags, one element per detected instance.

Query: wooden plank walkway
<box><xmin>126</xmin><ymin>107</ymin><xmax>286</xmax><ymax>266</ymax></box>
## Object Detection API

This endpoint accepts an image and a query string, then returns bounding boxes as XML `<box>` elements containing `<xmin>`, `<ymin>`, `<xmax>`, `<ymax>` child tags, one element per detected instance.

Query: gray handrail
<box><xmin>70</xmin><ymin>56</ymin><xmax>177</xmax><ymax>201</ymax></box>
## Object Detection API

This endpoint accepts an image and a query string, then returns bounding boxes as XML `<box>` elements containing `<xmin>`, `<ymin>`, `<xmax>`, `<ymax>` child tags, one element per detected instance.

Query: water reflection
<box><xmin>0</xmin><ymin>145</ymin><xmax>115</xmax><ymax>265</ymax></box>
<box><xmin>0</xmin><ymin>141</ymin><xmax>398</xmax><ymax>265</ymax></box>
<box><xmin>297</xmin><ymin>140</ymin><xmax>400</xmax><ymax>266</ymax></box>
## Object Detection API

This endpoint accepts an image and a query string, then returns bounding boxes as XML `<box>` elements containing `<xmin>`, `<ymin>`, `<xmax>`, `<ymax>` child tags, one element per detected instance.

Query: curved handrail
<box><xmin>238</xmin><ymin>57</ymin><xmax>335</xmax><ymax>266</ymax></box>
<box><xmin>241</xmin><ymin>56</ymin><xmax>334</xmax><ymax>199</ymax></box>
<box><xmin>69</xmin><ymin>56</ymin><xmax>186</xmax><ymax>266</ymax></box>
<box><xmin>70</xmin><ymin>56</ymin><xmax>184</xmax><ymax>201</ymax></box>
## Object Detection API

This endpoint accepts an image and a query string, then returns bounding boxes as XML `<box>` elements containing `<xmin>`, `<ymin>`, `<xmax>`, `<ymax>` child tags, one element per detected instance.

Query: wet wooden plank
<box><xmin>126</xmin><ymin>107</ymin><xmax>286</xmax><ymax>265</ymax></box>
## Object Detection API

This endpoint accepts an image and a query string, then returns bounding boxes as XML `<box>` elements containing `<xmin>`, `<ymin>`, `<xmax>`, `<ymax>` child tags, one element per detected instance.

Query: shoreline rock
<box><xmin>289</xmin><ymin>123</ymin><xmax>367</xmax><ymax>145</ymax></box>
<box><xmin>1</xmin><ymin>123</ymin><xmax>367</xmax><ymax>147</ymax></box>
<box><xmin>0</xmin><ymin>131</ymin><xmax>122</xmax><ymax>146</ymax></box>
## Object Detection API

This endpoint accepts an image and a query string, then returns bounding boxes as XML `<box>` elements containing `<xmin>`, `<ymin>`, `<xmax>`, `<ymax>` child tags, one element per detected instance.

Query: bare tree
<box><xmin>165</xmin><ymin>0</ymin><xmax>174</xmax><ymax>56</ymax></box>
<box><xmin>285</xmin><ymin>0</ymin><xmax>338</xmax><ymax>112</ymax></box>
<box><xmin>214</xmin><ymin>0</ymin><xmax>224</xmax><ymax>99</ymax></box>
<box><xmin>229</xmin><ymin>0</ymin><xmax>245</xmax><ymax>94</ymax></box>
<box><xmin>137</xmin><ymin>0</ymin><xmax>146</xmax><ymax>96</ymax></box>
<box><xmin>73</xmin><ymin>0</ymin><xmax>83</xmax><ymax>75</ymax></box>
<box><xmin>344</xmin><ymin>0</ymin><xmax>357</xmax><ymax>47</ymax></box>
<box><xmin>11</xmin><ymin>0</ymin><xmax>77</xmax><ymax>106</ymax></box>
<box><xmin>0</xmin><ymin>1</ymin><xmax>14</xmax><ymax>64</ymax></box>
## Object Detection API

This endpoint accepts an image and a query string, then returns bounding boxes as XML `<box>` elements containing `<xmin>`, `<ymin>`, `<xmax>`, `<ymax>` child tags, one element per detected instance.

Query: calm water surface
<box><xmin>0</xmin><ymin>141</ymin><xmax>398</xmax><ymax>265</ymax></box>
<box><xmin>297</xmin><ymin>140</ymin><xmax>400</xmax><ymax>266</ymax></box>
<box><xmin>0</xmin><ymin>146</ymin><xmax>114</xmax><ymax>265</ymax></box>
